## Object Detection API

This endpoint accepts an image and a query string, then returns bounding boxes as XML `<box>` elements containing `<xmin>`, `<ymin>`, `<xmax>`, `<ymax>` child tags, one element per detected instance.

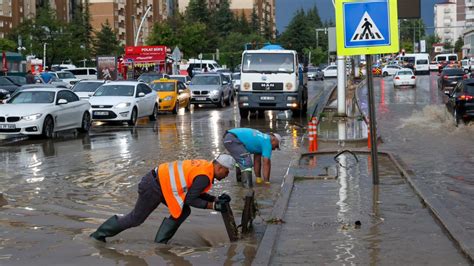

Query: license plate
<box><xmin>0</xmin><ymin>124</ymin><xmax>15</xmax><ymax>129</ymax></box>
<box><xmin>196</xmin><ymin>97</ymin><xmax>206</xmax><ymax>101</ymax></box>
<box><xmin>94</xmin><ymin>111</ymin><xmax>108</xmax><ymax>116</ymax></box>
<box><xmin>260</xmin><ymin>96</ymin><xmax>275</xmax><ymax>101</ymax></box>
<box><xmin>402</xmin><ymin>82</ymin><xmax>409</xmax><ymax>85</ymax></box>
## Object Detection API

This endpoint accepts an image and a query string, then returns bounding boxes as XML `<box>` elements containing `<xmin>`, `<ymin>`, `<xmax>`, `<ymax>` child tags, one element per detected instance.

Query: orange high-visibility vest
<box><xmin>158</xmin><ymin>160</ymin><xmax>214</xmax><ymax>218</ymax></box>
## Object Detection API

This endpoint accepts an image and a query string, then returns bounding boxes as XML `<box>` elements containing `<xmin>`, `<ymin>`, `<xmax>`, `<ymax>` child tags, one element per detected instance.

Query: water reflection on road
<box><xmin>0</xmin><ymin>80</ymin><xmax>336</xmax><ymax>265</ymax></box>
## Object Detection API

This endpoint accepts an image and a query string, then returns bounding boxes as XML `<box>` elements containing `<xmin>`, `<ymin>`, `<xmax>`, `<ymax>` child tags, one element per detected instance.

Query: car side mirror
<box><xmin>186</xmin><ymin>81</ymin><xmax>191</xmax><ymax>85</ymax></box>
<box><xmin>138</xmin><ymin>92</ymin><xmax>145</xmax><ymax>97</ymax></box>
<box><xmin>57</xmin><ymin>99</ymin><xmax>68</xmax><ymax>105</ymax></box>
<box><xmin>88</xmin><ymin>93</ymin><xmax>93</xmax><ymax>97</ymax></box>
<box><xmin>223</xmin><ymin>81</ymin><xmax>229</xmax><ymax>85</ymax></box>
<box><xmin>444</xmin><ymin>90</ymin><xmax>451</xmax><ymax>96</ymax></box>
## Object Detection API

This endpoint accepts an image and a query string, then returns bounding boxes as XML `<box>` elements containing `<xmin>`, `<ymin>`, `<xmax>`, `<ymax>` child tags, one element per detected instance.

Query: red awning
<box><xmin>123</xmin><ymin>55</ymin><xmax>166</xmax><ymax>64</ymax></box>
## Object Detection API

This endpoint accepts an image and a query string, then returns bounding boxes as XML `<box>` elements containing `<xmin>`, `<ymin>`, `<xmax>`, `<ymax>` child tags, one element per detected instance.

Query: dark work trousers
<box><xmin>117</xmin><ymin>170</ymin><xmax>191</xmax><ymax>230</ymax></box>
<box><xmin>223</xmin><ymin>132</ymin><xmax>253</xmax><ymax>170</ymax></box>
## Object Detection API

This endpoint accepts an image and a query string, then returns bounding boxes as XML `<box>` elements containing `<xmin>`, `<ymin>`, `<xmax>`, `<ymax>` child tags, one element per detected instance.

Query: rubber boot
<box><xmin>154</xmin><ymin>217</ymin><xmax>180</xmax><ymax>244</ymax></box>
<box><xmin>235</xmin><ymin>167</ymin><xmax>242</xmax><ymax>182</ymax></box>
<box><xmin>241</xmin><ymin>170</ymin><xmax>253</xmax><ymax>188</ymax></box>
<box><xmin>90</xmin><ymin>215</ymin><xmax>124</xmax><ymax>242</ymax></box>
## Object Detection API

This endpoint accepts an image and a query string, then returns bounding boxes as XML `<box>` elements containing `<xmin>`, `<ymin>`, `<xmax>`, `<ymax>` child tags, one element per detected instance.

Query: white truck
<box><xmin>238</xmin><ymin>46</ymin><xmax>308</xmax><ymax>118</ymax></box>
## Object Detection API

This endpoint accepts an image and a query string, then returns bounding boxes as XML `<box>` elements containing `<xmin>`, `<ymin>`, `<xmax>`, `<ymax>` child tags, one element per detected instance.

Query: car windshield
<box><xmin>57</xmin><ymin>72</ymin><xmax>76</xmax><ymax>79</ymax></box>
<box><xmin>397</xmin><ymin>71</ymin><xmax>413</xmax><ymax>75</ymax></box>
<box><xmin>7</xmin><ymin>76</ymin><xmax>26</xmax><ymax>84</ymax></box>
<box><xmin>308</xmin><ymin>67</ymin><xmax>320</xmax><ymax>72</ymax></box>
<box><xmin>443</xmin><ymin>69</ymin><xmax>464</xmax><ymax>75</ymax></box>
<box><xmin>94</xmin><ymin>85</ymin><xmax>134</xmax><ymax>96</ymax></box>
<box><xmin>232</xmin><ymin>73</ymin><xmax>241</xmax><ymax>79</ymax></box>
<box><xmin>0</xmin><ymin>77</ymin><xmax>14</xmax><ymax>85</ymax></box>
<box><xmin>242</xmin><ymin>53</ymin><xmax>295</xmax><ymax>73</ymax></box>
<box><xmin>191</xmin><ymin>75</ymin><xmax>220</xmax><ymax>85</ymax></box>
<box><xmin>416</xmin><ymin>60</ymin><xmax>428</xmax><ymax>64</ymax></box>
<box><xmin>73</xmin><ymin>82</ymin><xmax>103</xmax><ymax>92</ymax></box>
<box><xmin>8</xmin><ymin>91</ymin><xmax>55</xmax><ymax>104</ymax></box>
<box><xmin>151</xmin><ymin>82</ymin><xmax>175</xmax><ymax>92</ymax></box>
<box><xmin>139</xmin><ymin>74</ymin><xmax>165</xmax><ymax>83</ymax></box>
<box><xmin>170</xmin><ymin>76</ymin><xmax>186</xmax><ymax>83</ymax></box>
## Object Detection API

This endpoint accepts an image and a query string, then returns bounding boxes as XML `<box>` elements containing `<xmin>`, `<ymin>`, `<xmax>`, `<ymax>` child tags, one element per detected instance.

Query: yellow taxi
<box><xmin>151</xmin><ymin>78</ymin><xmax>191</xmax><ymax>114</ymax></box>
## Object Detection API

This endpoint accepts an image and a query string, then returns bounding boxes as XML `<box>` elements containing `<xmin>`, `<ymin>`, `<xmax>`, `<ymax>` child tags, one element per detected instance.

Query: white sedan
<box><xmin>393</xmin><ymin>68</ymin><xmax>416</xmax><ymax>88</ymax></box>
<box><xmin>322</xmin><ymin>65</ymin><xmax>338</xmax><ymax>78</ymax></box>
<box><xmin>89</xmin><ymin>81</ymin><xmax>158</xmax><ymax>125</ymax></box>
<box><xmin>0</xmin><ymin>87</ymin><xmax>91</xmax><ymax>138</ymax></box>
<box><xmin>382</xmin><ymin>65</ymin><xmax>402</xmax><ymax>76</ymax></box>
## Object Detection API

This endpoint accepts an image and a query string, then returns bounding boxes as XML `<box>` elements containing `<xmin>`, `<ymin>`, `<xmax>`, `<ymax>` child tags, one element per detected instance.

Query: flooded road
<box><xmin>359</xmin><ymin>73</ymin><xmax>474</xmax><ymax>235</ymax></box>
<box><xmin>0</xmin><ymin>80</ymin><xmax>336</xmax><ymax>265</ymax></box>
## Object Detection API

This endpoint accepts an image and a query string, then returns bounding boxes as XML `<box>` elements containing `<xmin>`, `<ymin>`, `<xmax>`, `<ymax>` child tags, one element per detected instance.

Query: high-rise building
<box><xmin>434</xmin><ymin>1</ymin><xmax>459</xmax><ymax>45</ymax></box>
<box><xmin>88</xmin><ymin>0</ymin><xmax>177</xmax><ymax>46</ymax></box>
<box><xmin>0</xmin><ymin>0</ymin><xmax>36</xmax><ymax>39</ymax></box>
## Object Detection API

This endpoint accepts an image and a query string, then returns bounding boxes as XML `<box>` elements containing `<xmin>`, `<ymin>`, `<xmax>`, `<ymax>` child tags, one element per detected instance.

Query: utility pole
<box><xmin>43</xmin><ymin>43</ymin><xmax>47</xmax><ymax>68</ymax></box>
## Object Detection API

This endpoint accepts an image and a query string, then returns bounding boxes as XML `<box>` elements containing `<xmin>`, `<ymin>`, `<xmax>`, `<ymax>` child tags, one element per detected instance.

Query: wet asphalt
<box><xmin>0</xmin><ymin>80</ymin><xmax>336</xmax><ymax>265</ymax></box>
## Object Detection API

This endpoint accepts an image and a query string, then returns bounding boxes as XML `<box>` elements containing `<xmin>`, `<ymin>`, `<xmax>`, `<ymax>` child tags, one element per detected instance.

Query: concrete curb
<box><xmin>252</xmin><ymin>157</ymin><xmax>298</xmax><ymax>266</ymax></box>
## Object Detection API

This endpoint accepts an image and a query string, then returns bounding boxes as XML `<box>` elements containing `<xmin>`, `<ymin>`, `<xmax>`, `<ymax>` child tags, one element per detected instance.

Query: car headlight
<box><xmin>22</xmin><ymin>113</ymin><xmax>43</xmax><ymax>121</ymax></box>
<box><xmin>210</xmin><ymin>90</ymin><xmax>220</xmax><ymax>96</ymax></box>
<box><xmin>163</xmin><ymin>96</ymin><xmax>173</xmax><ymax>101</ymax></box>
<box><xmin>115</xmin><ymin>102</ymin><xmax>131</xmax><ymax>108</ymax></box>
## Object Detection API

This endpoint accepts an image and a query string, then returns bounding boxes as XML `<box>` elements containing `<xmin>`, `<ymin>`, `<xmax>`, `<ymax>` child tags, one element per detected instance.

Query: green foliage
<box><xmin>303</xmin><ymin>47</ymin><xmax>326</xmax><ymax>66</ymax></box>
<box><xmin>425</xmin><ymin>34</ymin><xmax>441</xmax><ymax>54</ymax></box>
<box><xmin>147</xmin><ymin>21</ymin><xmax>178</xmax><ymax>47</ymax></box>
<box><xmin>186</xmin><ymin>0</ymin><xmax>210</xmax><ymax>24</ymax></box>
<box><xmin>179</xmin><ymin>22</ymin><xmax>210</xmax><ymax>58</ymax></box>
<box><xmin>454</xmin><ymin>36</ymin><xmax>464</xmax><ymax>53</ymax></box>
<box><xmin>400</xmin><ymin>19</ymin><xmax>426</xmax><ymax>44</ymax></box>
<box><xmin>279</xmin><ymin>9</ymin><xmax>316</xmax><ymax>55</ymax></box>
<box><xmin>0</xmin><ymin>39</ymin><xmax>17</xmax><ymax>52</ymax></box>
<box><xmin>211</xmin><ymin>0</ymin><xmax>235</xmax><ymax>37</ymax></box>
<box><xmin>93</xmin><ymin>20</ymin><xmax>122</xmax><ymax>56</ymax></box>
<box><xmin>443</xmin><ymin>41</ymin><xmax>454</xmax><ymax>52</ymax></box>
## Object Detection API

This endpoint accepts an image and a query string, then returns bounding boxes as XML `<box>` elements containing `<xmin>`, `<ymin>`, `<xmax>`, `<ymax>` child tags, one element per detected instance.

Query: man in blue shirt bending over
<box><xmin>223</xmin><ymin>128</ymin><xmax>281</xmax><ymax>188</ymax></box>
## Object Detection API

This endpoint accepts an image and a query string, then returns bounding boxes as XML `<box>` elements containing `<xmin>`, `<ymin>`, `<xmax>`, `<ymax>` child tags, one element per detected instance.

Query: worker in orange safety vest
<box><xmin>90</xmin><ymin>154</ymin><xmax>236</xmax><ymax>243</ymax></box>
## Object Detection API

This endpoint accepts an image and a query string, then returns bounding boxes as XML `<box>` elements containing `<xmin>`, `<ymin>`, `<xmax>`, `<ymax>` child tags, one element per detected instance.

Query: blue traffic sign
<box><xmin>343</xmin><ymin>0</ymin><xmax>391</xmax><ymax>48</ymax></box>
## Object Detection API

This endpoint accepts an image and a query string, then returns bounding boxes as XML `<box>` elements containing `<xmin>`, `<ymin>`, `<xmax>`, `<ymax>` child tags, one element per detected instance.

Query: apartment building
<box><xmin>88</xmin><ymin>0</ymin><xmax>177</xmax><ymax>46</ymax></box>
<box><xmin>178</xmin><ymin>0</ymin><xmax>276</xmax><ymax>37</ymax></box>
<box><xmin>0</xmin><ymin>0</ymin><xmax>36</xmax><ymax>38</ymax></box>
<box><xmin>434</xmin><ymin>1</ymin><xmax>459</xmax><ymax>45</ymax></box>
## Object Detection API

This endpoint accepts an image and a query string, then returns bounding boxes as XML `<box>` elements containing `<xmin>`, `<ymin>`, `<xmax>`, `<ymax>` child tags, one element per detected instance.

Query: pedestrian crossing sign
<box><xmin>335</xmin><ymin>0</ymin><xmax>399</xmax><ymax>56</ymax></box>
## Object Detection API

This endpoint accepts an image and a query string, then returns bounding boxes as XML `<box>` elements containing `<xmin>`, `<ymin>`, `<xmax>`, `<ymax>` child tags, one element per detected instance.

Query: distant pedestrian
<box><xmin>40</xmin><ymin>67</ymin><xmax>53</xmax><ymax>84</ymax></box>
<box><xmin>25</xmin><ymin>70</ymin><xmax>35</xmax><ymax>84</ymax></box>
<box><xmin>203</xmin><ymin>66</ymin><xmax>209</xmax><ymax>73</ymax></box>
<box><xmin>187</xmin><ymin>64</ymin><xmax>194</xmax><ymax>78</ymax></box>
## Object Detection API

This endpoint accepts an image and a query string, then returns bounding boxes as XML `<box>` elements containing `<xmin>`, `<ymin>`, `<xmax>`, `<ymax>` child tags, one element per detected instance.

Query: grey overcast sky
<box><xmin>276</xmin><ymin>0</ymin><xmax>445</xmax><ymax>34</ymax></box>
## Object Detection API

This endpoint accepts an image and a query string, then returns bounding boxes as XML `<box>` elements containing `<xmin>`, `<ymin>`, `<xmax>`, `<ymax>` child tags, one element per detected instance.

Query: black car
<box><xmin>0</xmin><ymin>77</ymin><xmax>21</xmax><ymax>94</ymax></box>
<box><xmin>445</xmin><ymin>79</ymin><xmax>474</xmax><ymax>126</ymax></box>
<box><xmin>4</xmin><ymin>76</ymin><xmax>27</xmax><ymax>86</ymax></box>
<box><xmin>438</xmin><ymin>68</ymin><xmax>467</xmax><ymax>90</ymax></box>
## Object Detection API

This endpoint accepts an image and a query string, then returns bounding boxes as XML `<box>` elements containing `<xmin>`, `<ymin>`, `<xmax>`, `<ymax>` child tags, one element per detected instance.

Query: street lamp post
<box><xmin>43</xmin><ymin>43</ymin><xmax>47</xmax><ymax>68</ymax></box>
<box><xmin>134</xmin><ymin>5</ymin><xmax>152</xmax><ymax>46</ymax></box>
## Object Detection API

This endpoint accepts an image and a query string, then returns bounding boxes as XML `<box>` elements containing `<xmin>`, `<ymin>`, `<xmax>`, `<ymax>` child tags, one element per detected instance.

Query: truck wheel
<box><xmin>239</xmin><ymin>108</ymin><xmax>249</xmax><ymax>119</ymax></box>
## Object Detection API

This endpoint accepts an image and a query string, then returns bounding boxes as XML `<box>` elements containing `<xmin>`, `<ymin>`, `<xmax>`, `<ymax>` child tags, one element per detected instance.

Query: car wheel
<box><xmin>149</xmin><ymin>104</ymin><xmax>158</xmax><ymax>121</ymax></box>
<box><xmin>383</xmin><ymin>72</ymin><xmax>388</xmax><ymax>77</ymax></box>
<box><xmin>42</xmin><ymin>116</ymin><xmax>54</xmax><ymax>138</ymax></box>
<box><xmin>239</xmin><ymin>108</ymin><xmax>249</xmax><ymax>119</ymax></box>
<box><xmin>128</xmin><ymin>108</ymin><xmax>137</xmax><ymax>126</ymax></box>
<box><xmin>172</xmin><ymin>101</ymin><xmax>179</xmax><ymax>114</ymax></box>
<box><xmin>217</xmin><ymin>94</ymin><xmax>225</xmax><ymax>108</ymax></box>
<box><xmin>78</xmin><ymin>112</ymin><xmax>91</xmax><ymax>133</ymax></box>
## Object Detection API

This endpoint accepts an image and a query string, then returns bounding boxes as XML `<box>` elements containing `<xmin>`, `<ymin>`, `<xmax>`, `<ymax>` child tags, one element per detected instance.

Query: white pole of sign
<box><xmin>337</xmin><ymin>55</ymin><xmax>346</xmax><ymax>116</ymax></box>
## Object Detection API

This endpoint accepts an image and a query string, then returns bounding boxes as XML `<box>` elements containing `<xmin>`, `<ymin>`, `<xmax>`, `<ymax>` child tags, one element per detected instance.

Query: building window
<box><xmin>0</xmin><ymin>21</ymin><xmax>3</xmax><ymax>27</ymax></box>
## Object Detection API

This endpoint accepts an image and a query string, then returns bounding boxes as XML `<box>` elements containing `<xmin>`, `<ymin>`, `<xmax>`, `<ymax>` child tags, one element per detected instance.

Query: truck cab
<box><xmin>238</xmin><ymin>46</ymin><xmax>308</xmax><ymax>118</ymax></box>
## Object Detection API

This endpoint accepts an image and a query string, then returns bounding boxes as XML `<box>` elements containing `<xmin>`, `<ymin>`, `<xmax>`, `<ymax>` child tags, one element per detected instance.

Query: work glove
<box><xmin>214</xmin><ymin>199</ymin><xmax>228</xmax><ymax>213</ymax></box>
<box><xmin>218</xmin><ymin>193</ymin><xmax>231</xmax><ymax>203</ymax></box>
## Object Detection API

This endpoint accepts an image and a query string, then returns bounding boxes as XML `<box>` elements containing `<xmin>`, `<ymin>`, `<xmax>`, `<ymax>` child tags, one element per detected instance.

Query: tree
<box><xmin>425</xmin><ymin>34</ymin><xmax>441</xmax><ymax>54</ymax></box>
<box><xmin>443</xmin><ymin>41</ymin><xmax>454</xmax><ymax>53</ymax></box>
<box><xmin>399</xmin><ymin>19</ymin><xmax>426</xmax><ymax>44</ymax></box>
<box><xmin>93</xmin><ymin>20</ymin><xmax>121</xmax><ymax>56</ymax></box>
<box><xmin>279</xmin><ymin>9</ymin><xmax>313</xmax><ymax>54</ymax></box>
<box><xmin>455</xmin><ymin>36</ymin><xmax>464</xmax><ymax>53</ymax></box>
<box><xmin>147</xmin><ymin>21</ymin><xmax>178</xmax><ymax>47</ymax></box>
<box><xmin>211</xmin><ymin>0</ymin><xmax>234</xmax><ymax>37</ymax></box>
<box><xmin>250</xmin><ymin>8</ymin><xmax>260</xmax><ymax>34</ymax></box>
<box><xmin>0</xmin><ymin>39</ymin><xmax>17</xmax><ymax>52</ymax></box>
<box><xmin>178</xmin><ymin>22</ymin><xmax>209</xmax><ymax>58</ymax></box>
<box><xmin>186</xmin><ymin>0</ymin><xmax>210</xmax><ymax>24</ymax></box>
<box><xmin>236</xmin><ymin>11</ymin><xmax>251</xmax><ymax>35</ymax></box>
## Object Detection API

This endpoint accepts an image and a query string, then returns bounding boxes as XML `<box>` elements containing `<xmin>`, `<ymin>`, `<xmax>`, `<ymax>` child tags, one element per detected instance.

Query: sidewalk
<box><xmin>253</xmin><ymin>81</ymin><xmax>471</xmax><ymax>265</ymax></box>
